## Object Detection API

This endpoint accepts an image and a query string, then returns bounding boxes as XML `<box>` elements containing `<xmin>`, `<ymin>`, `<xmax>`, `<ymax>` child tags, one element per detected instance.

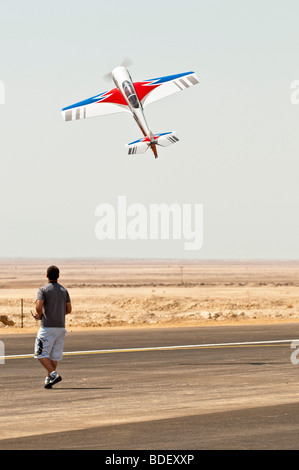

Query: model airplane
<box><xmin>61</xmin><ymin>66</ymin><xmax>199</xmax><ymax>158</ymax></box>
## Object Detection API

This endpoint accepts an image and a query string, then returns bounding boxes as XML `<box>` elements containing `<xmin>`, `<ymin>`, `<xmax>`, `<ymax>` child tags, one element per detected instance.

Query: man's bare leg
<box><xmin>39</xmin><ymin>358</ymin><xmax>58</xmax><ymax>377</ymax></box>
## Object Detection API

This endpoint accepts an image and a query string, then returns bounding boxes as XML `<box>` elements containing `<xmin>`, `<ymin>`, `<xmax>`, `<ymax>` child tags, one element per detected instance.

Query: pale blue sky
<box><xmin>0</xmin><ymin>0</ymin><xmax>299</xmax><ymax>259</ymax></box>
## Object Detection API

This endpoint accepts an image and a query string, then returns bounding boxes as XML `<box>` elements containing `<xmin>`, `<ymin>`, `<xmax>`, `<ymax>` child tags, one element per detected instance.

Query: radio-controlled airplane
<box><xmin>61</xmin><ymin>66</ymin><xmax>199</xmax><ymax>158</ymax></box>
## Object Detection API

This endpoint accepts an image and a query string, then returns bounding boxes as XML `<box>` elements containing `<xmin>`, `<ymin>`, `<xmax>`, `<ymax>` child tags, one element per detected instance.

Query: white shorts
<box><xmin>34</xmin><ymin>327</ymin><xmax>66</xmax><ymax>361</ymax></box>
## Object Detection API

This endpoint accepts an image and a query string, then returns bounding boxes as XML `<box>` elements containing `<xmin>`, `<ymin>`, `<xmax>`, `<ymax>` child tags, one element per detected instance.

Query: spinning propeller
<box><xmin>102</xmin><ymin>58</ymin><xmax>133</xmax><ymax>82</ymax></box>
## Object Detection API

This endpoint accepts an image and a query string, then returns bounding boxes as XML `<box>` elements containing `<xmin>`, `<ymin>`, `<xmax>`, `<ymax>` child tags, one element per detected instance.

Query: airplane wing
<box><xmin>61</xmin><ymin>87</ymin><xmax>130</xmax><ymax>122</ymax></box>
<box><xmin>134</xmin><ymin>71</ymin><xmax>199</xmax><ymax>108</ymax></box>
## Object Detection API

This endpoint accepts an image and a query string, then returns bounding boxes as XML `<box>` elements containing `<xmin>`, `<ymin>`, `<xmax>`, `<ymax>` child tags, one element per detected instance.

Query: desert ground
<box><xmin>1</xmin><ymin>259</ymin><xmax>299</xmax><ymax>333</ymax></box>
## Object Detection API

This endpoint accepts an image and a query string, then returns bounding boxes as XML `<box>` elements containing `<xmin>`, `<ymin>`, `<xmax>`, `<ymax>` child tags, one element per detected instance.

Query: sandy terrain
<box><xmin>0</xmin><ymin>258</ymin><xmax>299</xmax><ymax>333</ymax></box>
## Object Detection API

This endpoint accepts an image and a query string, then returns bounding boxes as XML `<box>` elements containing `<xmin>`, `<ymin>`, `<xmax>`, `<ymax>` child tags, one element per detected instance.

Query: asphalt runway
<box><xmin>1</xmin><ymin>323</ymin><xmax>299</xmax><ymax>450</ymax></box>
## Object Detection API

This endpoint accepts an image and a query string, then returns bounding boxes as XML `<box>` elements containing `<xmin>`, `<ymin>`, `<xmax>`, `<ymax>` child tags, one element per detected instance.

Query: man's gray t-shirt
<box><xmin>36</xmin><ymin>281</ymin><xmax>71</xmax><ymax>328</ymax></box>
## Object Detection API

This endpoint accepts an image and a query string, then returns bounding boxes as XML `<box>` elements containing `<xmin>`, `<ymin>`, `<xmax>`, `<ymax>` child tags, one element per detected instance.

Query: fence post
<box><xmin>21</xmin><ymin>299</ymin><xmax>23</xmax><ymax>328</ymax></box>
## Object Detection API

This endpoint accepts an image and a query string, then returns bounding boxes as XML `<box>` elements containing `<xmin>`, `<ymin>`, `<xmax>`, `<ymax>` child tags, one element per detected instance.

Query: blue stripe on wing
<box><xmin>128</xmin><ymin>132</ymin><xmax>172</xmax><ymax>145</ymax></box>
<box><xmin>145</xmin><ymin>72</ymin><xmax>194</xmax><ymax>84</ymax></box>
<box><xmin>61</xmin><ymin>91</ymin><xmax>107</xmax><ymax>111</ymax></box>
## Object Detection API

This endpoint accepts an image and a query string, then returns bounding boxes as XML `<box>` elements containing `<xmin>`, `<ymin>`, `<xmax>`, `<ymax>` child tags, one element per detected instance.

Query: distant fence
<box><xmin>0</xmin><ymin>299</ymin><xmax>32</xmax><ymax>328</ymax></box>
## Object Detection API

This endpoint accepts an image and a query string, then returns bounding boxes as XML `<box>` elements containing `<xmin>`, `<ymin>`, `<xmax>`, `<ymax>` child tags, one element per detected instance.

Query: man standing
<box><xmin>34</xmin><ymin>265</ymin><xmax>72</xmax><ymax>388</ymax></box>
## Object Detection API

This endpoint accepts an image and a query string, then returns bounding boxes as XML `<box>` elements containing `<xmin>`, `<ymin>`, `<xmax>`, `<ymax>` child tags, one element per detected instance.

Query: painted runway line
<box><xmin>0</xmin><ymin>338</ymin><xmax>297</xmax><ymax>361</ymax></box>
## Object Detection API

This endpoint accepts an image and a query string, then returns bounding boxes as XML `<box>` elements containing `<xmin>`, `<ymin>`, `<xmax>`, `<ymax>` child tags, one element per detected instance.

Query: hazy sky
<box><xmin>0</xmin><ymin>0</ymin><xmax>299</xmax><ymax>260</ymax></box>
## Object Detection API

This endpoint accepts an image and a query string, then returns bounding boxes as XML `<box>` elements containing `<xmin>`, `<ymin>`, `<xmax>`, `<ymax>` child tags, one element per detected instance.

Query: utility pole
<box><xmin>21</xmin><ymin>299</ymin><xmax>24</xmax><ymax>328</ymax></box>
<box><xmin>180</xmin><ymin>266</ymin><xmax>184</xmax><ymax>285</ymax></box>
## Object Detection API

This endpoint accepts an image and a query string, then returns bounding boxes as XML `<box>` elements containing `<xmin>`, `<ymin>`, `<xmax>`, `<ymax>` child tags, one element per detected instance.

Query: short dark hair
<box><xmin>47</xmin><ymin>265</ymin><xmax>60</xmax><ymax>281</ymax></box>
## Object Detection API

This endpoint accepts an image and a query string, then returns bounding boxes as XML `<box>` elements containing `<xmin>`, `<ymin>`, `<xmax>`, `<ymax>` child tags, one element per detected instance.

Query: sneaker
<box><xmin>48</xmin><ymin>371</ymin><xmax>62</xmax><ymax>387</ymax></box>
<box><xmin>44</xmin><ymin>377</ymin><xmax>52</xmax><ymax>389</ymax></box>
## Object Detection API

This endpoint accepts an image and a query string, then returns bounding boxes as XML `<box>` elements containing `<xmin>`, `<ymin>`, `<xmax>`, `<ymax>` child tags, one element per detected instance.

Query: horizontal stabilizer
<box><xmin>126</xmin><ymin>132</ymin><xmax>179</xmax><ymax>156</ymax></box>
<box><xmin>155</xmin><ymin>131</ymin><xmax>179</xmax><ymax>147</ymax></box>
<box><xmin>126</xmin><ymin>140</ymin><xmax>149</xmax><ymax>155</ymax></box>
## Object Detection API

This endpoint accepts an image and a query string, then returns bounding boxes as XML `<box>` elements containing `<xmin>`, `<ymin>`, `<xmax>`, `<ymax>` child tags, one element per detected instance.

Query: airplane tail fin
<box><xmin>126</xmin><ymin>132</ymin><xmax>179</xmax><ymax>157</ymax></box>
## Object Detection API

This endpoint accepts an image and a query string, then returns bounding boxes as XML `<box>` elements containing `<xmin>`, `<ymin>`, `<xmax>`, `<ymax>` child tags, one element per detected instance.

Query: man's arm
<box><xmin>66</xmin><ymin>301</ymin><xmax>72</xmax><ymax>315</ymax></box>
<box><xmin>35</xmin><ymin>299</ymin><xmax>44</xmax><ymax>320</ymax></box>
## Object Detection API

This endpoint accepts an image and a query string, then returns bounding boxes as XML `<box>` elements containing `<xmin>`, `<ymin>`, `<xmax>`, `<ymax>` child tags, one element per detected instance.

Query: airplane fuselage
<box><xmin>112</xmin><ymin>66</ymin><xmax>157</xmax><ymax>156</ymax></box>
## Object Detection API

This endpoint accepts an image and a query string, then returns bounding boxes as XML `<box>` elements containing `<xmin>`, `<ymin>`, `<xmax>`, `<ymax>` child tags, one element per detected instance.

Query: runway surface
<box><xmin>1</xmin><ymin>323</ymin><xmax>299</xmax><ymax>450</ymax></box>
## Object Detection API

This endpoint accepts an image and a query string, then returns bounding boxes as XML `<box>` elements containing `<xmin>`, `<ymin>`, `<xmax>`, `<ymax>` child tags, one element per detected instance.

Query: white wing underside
<box><xmin>141</xmin><ymin>72</ymin><xmax>199</xmax><ymax>107</ymax></box>
<box><xmin>61</xmin><ymin>102</ymin><xmax>129</xmax><ymax>122</ymax></box>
